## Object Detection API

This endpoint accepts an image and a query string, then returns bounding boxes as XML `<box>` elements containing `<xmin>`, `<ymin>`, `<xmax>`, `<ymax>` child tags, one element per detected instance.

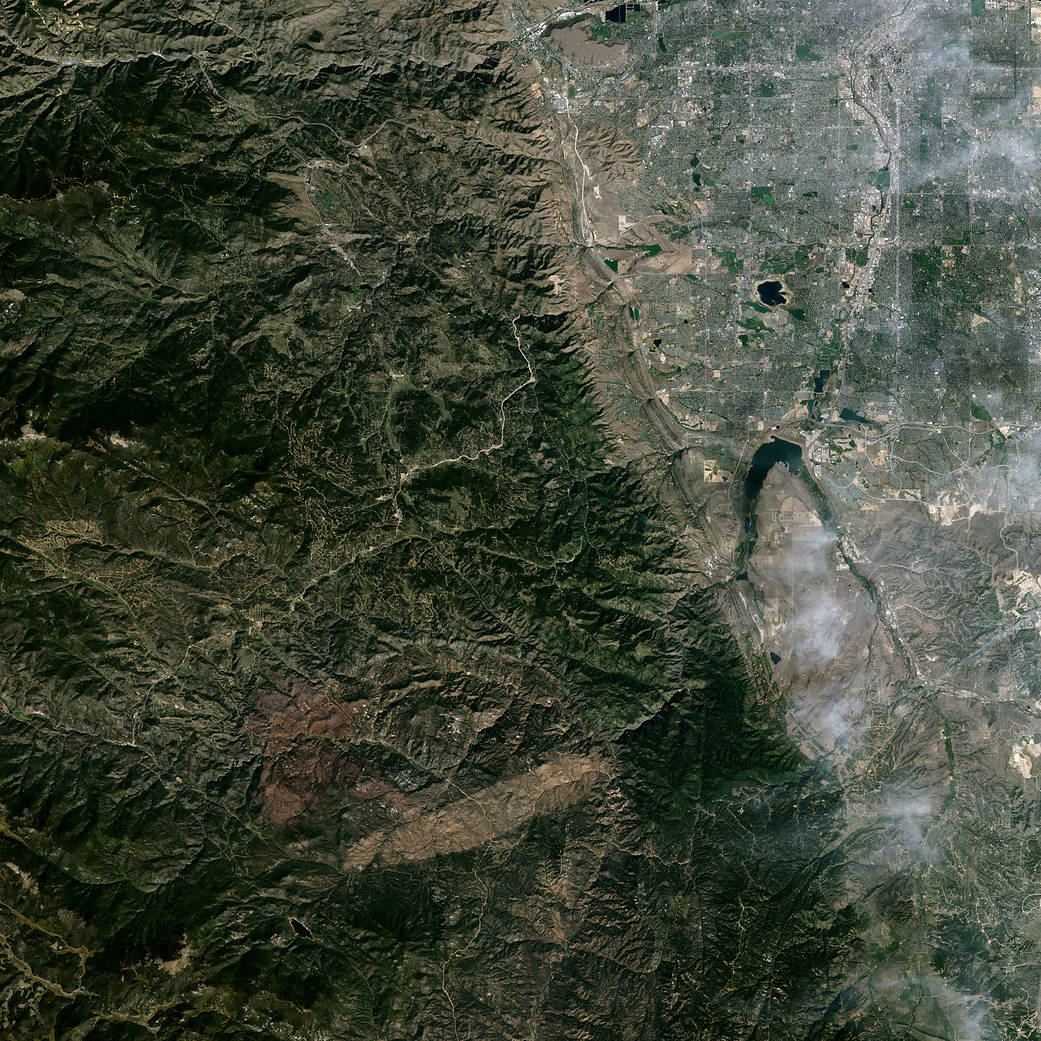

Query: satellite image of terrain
<box><xmin>3</xmin><ymin>0</ymin><xmax>1041</xmax><ymax>1037</ymax></box>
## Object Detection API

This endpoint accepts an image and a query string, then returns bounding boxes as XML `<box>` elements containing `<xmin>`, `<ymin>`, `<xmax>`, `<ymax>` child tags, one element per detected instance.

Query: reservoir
<box><xmin>606</xmin><ymin>2</ymin><xmax>639</xmax><ymax>22</ymax></box>
<box><xmin>839</xmin><ymin>406</ymin><xmax>873</xmax><ymax>424</ymax></box>
<box><xmin>742</xmin><ymin>436</ymin><xmax>804</xmax><ymax>534</ymax></box>
<box><xmin>756</xmin><ymin>280</ymin><xmax>788</xmax><ymax>307</ymax></box>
